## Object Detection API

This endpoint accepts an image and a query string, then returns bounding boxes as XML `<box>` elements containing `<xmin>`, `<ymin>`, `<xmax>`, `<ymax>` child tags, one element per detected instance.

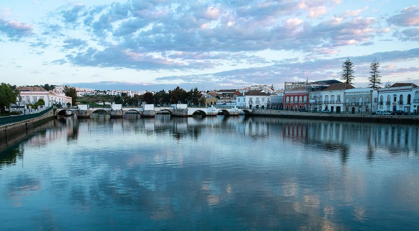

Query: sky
<box><xmin>0</xmin><ymin>0</ymin><xmax>418</xmax><ymax>91</ymax></box>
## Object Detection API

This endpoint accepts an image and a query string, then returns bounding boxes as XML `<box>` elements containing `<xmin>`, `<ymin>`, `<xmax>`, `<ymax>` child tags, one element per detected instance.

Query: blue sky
<box><xmin>1</xmin><ymin>0</ymin><xmax>418</xmax><ymax>90</ymax></box>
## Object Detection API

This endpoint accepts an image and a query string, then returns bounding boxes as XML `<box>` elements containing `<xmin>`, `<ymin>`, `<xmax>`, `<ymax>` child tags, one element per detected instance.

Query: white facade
<box><xmin>236</xmin><ymin>93</ymin><xmax>270</xmax><ymax>109</ymax></box>
<box><xmin>310</xmin><ymin>89</ymin><xmax>346</xmax><ymax>113</ymax></box>
<box><xmin>18</xmin><ymin>87</ymin><xmax>72</xmax><ymax>108</ymax></box>
<box><xmin>378</xmin><ymin>84</ymin><xmax>419</xmax><ymax>114</ymax></box>
<box><xmin>344</xmin><ymin>88</ymin><xmax>378</xmax><ymax>114</ymax></box>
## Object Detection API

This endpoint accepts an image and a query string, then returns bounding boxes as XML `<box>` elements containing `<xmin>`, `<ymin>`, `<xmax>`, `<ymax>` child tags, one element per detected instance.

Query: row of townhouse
<box><xmin>283</xmin><ymin>81</ymin><xmax>419</xmax><ymax>114</ymax></box>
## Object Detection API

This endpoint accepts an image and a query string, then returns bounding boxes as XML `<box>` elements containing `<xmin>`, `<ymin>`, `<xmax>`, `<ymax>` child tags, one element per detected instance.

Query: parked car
<box><xmin>376</xmin><ymin>110</ymin><xmax>392</xmax><ymax>115</ymax></box>
<box><xmin>321</xmin><ymin>109</ymin><xmax>331</xmax><ymax>114</ymax></box>
<box><xmin>394</xmin><ymin>110</ymin><xmax>407</xmax><ymax>115</ymax></box>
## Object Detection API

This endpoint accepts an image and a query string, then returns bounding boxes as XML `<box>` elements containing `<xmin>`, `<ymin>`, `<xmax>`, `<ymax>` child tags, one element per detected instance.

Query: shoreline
<box><xmin>251</xmin><ymin>109</ymin><xmax>419</xmax><ymax>124</ymax></box>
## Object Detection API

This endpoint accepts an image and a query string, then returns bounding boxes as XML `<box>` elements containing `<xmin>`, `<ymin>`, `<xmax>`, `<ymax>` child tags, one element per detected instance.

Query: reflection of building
<box><xmin>283</xmin><ymin>123</ymin><xmax>308</xmax><ymax>139</ymax></box>
<box><xmin>17</xmin><ymin>86</ymin><xmax>72</xmax><ymax>108</ymax></box>
<box><xmin>378</xmin><ymin>83</ymin><xmax>419</xmax><ymax>114</ymax></box>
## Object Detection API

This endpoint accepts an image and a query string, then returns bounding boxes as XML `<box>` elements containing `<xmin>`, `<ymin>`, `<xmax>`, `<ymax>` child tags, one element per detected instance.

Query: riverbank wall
<box><xmin>251</xmin><ymin>109</ymin><xmax>419</xmax><ymax>124</ymax></box>
<box><xmin>0</xmin><ymin>109</ymin><xmax>55</xmax><ymax>142</ymax></box>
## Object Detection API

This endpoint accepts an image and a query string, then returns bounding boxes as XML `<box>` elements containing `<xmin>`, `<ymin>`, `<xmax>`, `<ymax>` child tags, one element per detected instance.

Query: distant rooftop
<box><xmin>17</xmin><ymin>86</ymin><xmax>46</xmax><ymax>92</ymax></box>
<box><xmin>324</xmin><ymin>83</ymin><xmax>355</xmax><ymax>91</ymax></box>
<box><xmin>312</xmin><ymin>80</ymin><xmax>342</xmax><ymax>85</ymax></box>
<box><xmin>390</xmin><ymin>83</ymin><xmax>418</xmax><ymax>88</ymax></box>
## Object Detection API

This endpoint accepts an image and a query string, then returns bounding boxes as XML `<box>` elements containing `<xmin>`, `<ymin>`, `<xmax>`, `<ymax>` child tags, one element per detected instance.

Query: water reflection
<box><xmin>0</xmin><ymin>116</ymin><xmax>419</xmax><ymax>230</ymax></box>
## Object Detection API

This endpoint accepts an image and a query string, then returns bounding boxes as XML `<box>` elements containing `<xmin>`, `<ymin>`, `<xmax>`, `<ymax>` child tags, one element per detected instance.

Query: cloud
<box><xmin>155</xmin><ymin>48</ymin><xmax>419</xmax><ymax>87</ymax></box>
<box><xmin>393</xmin><ymin>28</ymin><xmax>419</xmax><ymax>41</ymax></box>
<box><xmin>0</xmin><ymin>18</ymin><xmax>33</xmax><ymax>40</ymax></box>
<box><xmin>64</xmin><ymin>47</ymin><xmax>216</xmax><ymax>70</ymax></box>
<box><xmin>387</xmin><ymin>5</ymin><xmax>419</xmax><ymax>27</ymax></box>
<box><xmin>342</xmin><ymin>7</ymin><xmax>368</xmax><ymax>17</ymax></box>
<box><xmin>62</xmin><ymin>38</ymin><xmax>88</xmax><ymax>49</ymax></box>
<box><xmin>61</xmin><ymin>4</ymin><xmax>85</xmax><ymax>23</ymax></box>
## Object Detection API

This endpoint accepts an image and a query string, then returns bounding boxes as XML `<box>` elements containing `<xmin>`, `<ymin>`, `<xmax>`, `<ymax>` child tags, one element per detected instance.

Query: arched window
<box><xmin>359</xmin><ymin>97</ymin><xmax>363</xmax><ymax>105</ymax></box>
<box><xmin>299</xmin><ymin>96</ymin><xmax>302</xmax><ymax>103</ymax></box>
<box><xmin>387</xmin><ymin>95</ymin><xmax>390</xmax><ymax>104</ymax></box>
<box><xmin>407</xmin><ymin>94</ymin><xmax>411</xmax><ymax>104</ymax></box>
<box><xmin>325</xmin><ymin>95</ymin><xmax>329</xmax><ymax>103</ymax></box>
<box><xmin>380</xmin><ymin>95</ymin><xmax>383</xmax><ymax>103</ymax></box>
<box><xmin>366</xmin><ymin>97</ymin><xmax>369</xmax><ymax>103</ymax></box>
<box><xmin>303</xmin><ymin>96</ymin><xmax>307</xmax><ymax>103</ymax></box>
<box><xmin>291</xmin><ymin>97</ymin><xmax>294</xmax><ymax>103</ymax></box>
<box><xmin>286</xmin><ymin>97</ymin><xmax>289</xmax><ymax>103</ymax></box>
<box><xmin>399</xmin><ymin>94</ymin><xmax>403</xmax><ymax>104</ymax></box>
<box><xmin>393</xmin><ymin>94</ymin><xmax>397</xmax><ymax>102</ymax></box>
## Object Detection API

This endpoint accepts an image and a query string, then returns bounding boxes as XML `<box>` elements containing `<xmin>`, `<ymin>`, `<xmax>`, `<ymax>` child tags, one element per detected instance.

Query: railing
<box><xmin>0</xmin><ymin>106</ymin><xmax>53</xmax><ymax>126</ymax></box>
<box><xmin>398</xmin><ymin>101</ymin><xmax>404</xmax><ymax>105</ymax></box>
<box><xmin>414</xmin><ymin>99</ymin><xmax>419</xmax><ymax>103</ymax></box>
<box><xmin>324</xmin><ymin>101</ymin><xmax>329</xmax><ymax>104</ymax></box>
<box><xmin>386</xmin><ymin>101</ymin><xmax>391</xmax><ymax>105</ymax></box>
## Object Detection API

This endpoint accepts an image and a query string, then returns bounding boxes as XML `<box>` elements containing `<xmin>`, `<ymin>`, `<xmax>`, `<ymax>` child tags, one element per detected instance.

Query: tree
<box><xmin>368</xmin><ymin>60</ymin><xmax>381</xmax><ymax>89</ymax></box>
<box><xmin>114</xmin><ymin>95</ymin><xmax>123</xmax><ymax>104</ymax></box>
<box><xmin>0</xmin><ymin>83</ymin><xmax>20</xmax><ymax>114</ymax></box>
<box><xmin>64</xmin><ymin>86</ymin><xmax>77</xmax><ymax>105</ymax></box>
<box><xmin>188</xmin><ymin>88</ymin><xmax>202</xmax><ymax>106</ymax></box>
<box><xmin>36</xmin><ymin>98</ymin><xmax>45</xmax><ymax>108</ymax></box>
<box><xmin>153</xmin><ymin>90</ymin><xmax>170</xmax><ymax>105</ymax></box>
<box><xmin>143</xmin><ymin>92</ymin><xmax>154</xmax><ymax>104</ymax></box>
<box><xmin>341</xmin><ymin>58</ymin><xmax>354</xmax><ymax>85</ymax></box>
<box><xmin>169</xmin><ymin>86</ymin><xmax>187</xmax><ymax>104</ymax></box>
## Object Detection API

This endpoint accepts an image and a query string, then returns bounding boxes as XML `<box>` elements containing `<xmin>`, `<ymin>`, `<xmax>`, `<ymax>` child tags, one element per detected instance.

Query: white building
<box><xmin>309</xmin><ymin>83</ymin><xmax>355</xmax><ymax>113</ymax></box>
<box><xmin>377</xmin><ymin>83</ymin><xmax>419</xmax><ymax>114</ymax></box>
<box><xmin>344</xmin><ymin>88</ymin><xmax>378</xmax><ymax>114</ymax></box>
<box><xmin>236</xmin><ymin>90</ymin><xmax>271</xmax><ymax>109</ymax></box>
<box><xmin>17</xmin><ymin>86</ymin><xmax>72</xmax><ymax>108</ymax></box>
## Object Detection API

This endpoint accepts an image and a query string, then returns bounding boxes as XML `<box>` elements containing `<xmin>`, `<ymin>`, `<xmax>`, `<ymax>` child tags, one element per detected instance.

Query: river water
<box><xmin>1</xmin><ymin>115</ymin><xmax>419</xmax><ymax>230</ymax></box>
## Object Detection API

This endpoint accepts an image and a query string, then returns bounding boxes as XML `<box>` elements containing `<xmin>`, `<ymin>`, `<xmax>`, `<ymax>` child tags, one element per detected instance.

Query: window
<box><xmin>299</xmin><ymin>96</ymin><xmax>302</xmax><ymax>103</ymax></box>
<box><xmin>262</xmin><ymin>98</ymin><xmax>265</xmax><ymax>102</ymax></box>
<box><xmin>286</xmin><ymin>97</ymin><xmax>289</xmax><ymax>103</ymax></box>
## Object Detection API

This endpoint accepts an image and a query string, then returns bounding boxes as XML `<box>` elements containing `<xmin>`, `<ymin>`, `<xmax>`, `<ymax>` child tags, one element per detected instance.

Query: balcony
<box><xmin>386</xmin><ymin>101</ymin><xmax>391</xmax><ymax>105</ymax></box>
<box><xmin>379</xmin><ymin>101</ymin><xmax>383</xmax><ymax>105</ymax></box>
<box><xmin>336</xmin><ymin>100</ymin><xmax>341</xmax><ymax>104</ymax></box>
<box><xmin>329</xmin><ymin>100</ymin><xmax>335</xmax><ymax>104</ymax></box>
<box><xmin>324</xmin><ymin>101</ymin><xmax>329</xmax><ymax>104</ymax></box>
<box><xmin>414</xmin><ymin>99</ymin><xmax>419</xmax><ymax>103</ymax></box>
<box><xmin>398</xmin><ymin>101</ymin><xmax>404</xmax><ymax>105</ymax></box>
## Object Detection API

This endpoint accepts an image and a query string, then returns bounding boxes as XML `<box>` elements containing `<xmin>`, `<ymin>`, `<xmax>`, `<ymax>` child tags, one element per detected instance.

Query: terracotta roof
<box><xmin>17</xmin><ymin>86</ymin><xmax>46</xmax><ymax>92</ymax></box>
<box><xmin>390</xmin><ymin>83</ymin><xmax>418</xmax><ymax>88</ymax></box>
<box><xmin>324</xmin><ymin>83</ymin><xmax>355</xmax><ymax>91</ymax></box>
<box><xmin>234</xmin><ymin>90</ymin><xmax>243</xmax><ymax>96</ymax></box>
